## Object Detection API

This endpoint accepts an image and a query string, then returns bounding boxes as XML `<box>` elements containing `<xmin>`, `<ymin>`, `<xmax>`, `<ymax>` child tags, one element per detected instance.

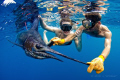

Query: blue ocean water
<box><xmin>0</xmin><ymin>0</ymin><xmax>120</xmax><ymax>80</ymax></box>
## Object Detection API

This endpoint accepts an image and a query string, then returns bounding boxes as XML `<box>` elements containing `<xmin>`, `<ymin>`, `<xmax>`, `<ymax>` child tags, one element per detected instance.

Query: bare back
<box><xmin>83</xmin><ymin>24</ymin><xmax>110</xmax><ymax>38</ymax></box>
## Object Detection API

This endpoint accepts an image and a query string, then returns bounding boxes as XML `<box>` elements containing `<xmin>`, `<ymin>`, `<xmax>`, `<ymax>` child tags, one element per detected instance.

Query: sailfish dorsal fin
<box><xmin>30</xmin><ymin>18</ymin><xmax>39</xmax><ymax>31</ymax></box>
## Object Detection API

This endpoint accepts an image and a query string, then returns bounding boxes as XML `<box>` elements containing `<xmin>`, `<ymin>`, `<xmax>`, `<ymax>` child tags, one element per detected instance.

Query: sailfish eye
<box><xmin>35</xmin><ymin>44</ymin><xmax>42</xmax><ymax>49</ymax></box>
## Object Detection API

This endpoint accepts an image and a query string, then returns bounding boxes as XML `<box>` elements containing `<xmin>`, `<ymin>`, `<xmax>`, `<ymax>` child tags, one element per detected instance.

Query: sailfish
<box><xmin>8</xmin><ymin>17</ymin><xmax>87</xmax><ymax>64</ymax></box>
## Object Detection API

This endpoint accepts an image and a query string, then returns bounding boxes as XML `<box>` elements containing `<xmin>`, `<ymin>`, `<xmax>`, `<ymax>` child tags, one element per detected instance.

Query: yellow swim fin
<box><xmin>58</xmin><ymin>7</ymin><xmax>64</xmax><ymax>9</ymax></box>
<box><xmin>58</xmin><ymin>6</ymin><xmax>67</xmax><ymax>9</ymax></box>
<box><xmin>47</xmin><ymin>8</ymin><xmax>53</xmax><ymax>11</ymax></box>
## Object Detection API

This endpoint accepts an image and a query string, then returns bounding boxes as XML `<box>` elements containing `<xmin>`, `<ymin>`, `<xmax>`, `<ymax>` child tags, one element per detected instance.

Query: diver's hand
<box><xmin>87</xmin><ymin>55</ymin><xmax>104</xmax><ymax>74</ymax></box>
<box><xmin>50</xmin><ymin>37</ymin><xmax>65</xmax><ymax>45</ymax></box>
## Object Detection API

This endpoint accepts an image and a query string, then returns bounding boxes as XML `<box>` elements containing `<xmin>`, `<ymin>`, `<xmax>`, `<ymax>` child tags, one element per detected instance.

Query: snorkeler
<box><xmin>51</xmin><ymin>12</ymin><xmax>112</xmax><ymax>74</ymax></box>
<box><xmin>38</xmin><ymin>15</ymin><xmax>82</xmax><ymax>52</ymax></box>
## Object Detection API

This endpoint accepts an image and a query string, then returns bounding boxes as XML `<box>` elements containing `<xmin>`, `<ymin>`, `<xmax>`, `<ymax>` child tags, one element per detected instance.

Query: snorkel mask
<box><xmin>61</xmin><ymin>24</ymin><xmax>72</xmax><ymax>31</ymax></box>
<box><xmin>82</xmin><ymin>19</ymin><xmax>95</xmax><ymax>29</ymax></box>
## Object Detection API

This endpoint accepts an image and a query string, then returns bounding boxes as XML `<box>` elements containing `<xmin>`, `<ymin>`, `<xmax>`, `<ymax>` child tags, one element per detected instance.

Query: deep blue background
<box><xmin>0</xmin><ymin>0</ymin><xmax>120</xmax><ymax>80</ymax></box>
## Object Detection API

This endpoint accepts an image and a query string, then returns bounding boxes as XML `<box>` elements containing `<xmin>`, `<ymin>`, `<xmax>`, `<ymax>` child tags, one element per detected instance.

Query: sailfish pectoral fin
<box><xmin>25</xmin><ymin>50</ymin><xmax>46</xmax><ymax>59</ymax></box>
<box><xmin>33</xmin><ymin>51</ymin><xmax>63</xmax><ymax>62</ymax></box>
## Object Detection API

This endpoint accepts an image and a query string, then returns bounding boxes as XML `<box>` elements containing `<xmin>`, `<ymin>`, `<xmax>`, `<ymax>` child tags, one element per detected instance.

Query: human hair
<box><xmin>60</xmin><ymin>18</ymin><xmax>73</xmax><ymax>26</ymax></box>
<box><xmin>85</xmin><ymin>12</ymin><xmax>101</xmax><ymax>23</ymax></box>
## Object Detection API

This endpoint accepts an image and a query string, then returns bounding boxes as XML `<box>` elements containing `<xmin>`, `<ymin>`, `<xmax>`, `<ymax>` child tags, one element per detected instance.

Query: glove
<box><xmin>50</xmin><ymin>37</ymin><xmax>65</xmax><ymax>45</ymax></box>
<box><xmin>87</xmin><ymin>55</ymin><xmax>105</xmax><ymax>74</ymax></box>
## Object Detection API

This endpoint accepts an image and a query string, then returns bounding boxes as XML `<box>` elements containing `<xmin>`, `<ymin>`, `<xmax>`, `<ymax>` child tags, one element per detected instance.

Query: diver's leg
<box><xmin>43</xmin><ymin>30</ymin><xmax>49</xmax><ymax>44</ymax></box>
<box><xmin>74</xmin><ymin>35</ymin><xmax>82</xmax><ymax>52</ymax></box>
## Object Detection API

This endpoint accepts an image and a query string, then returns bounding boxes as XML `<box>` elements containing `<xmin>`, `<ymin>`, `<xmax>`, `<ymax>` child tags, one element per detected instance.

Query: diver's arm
<box><xmin>101</xmin><ymin>31</ymin><xmax>112</xmax><ymax>59</ymax></box>
<box><xmin>74</xmin><ymin>35</ymin><xmax>82</xmax><ymax>52</ymax></box>
<box><xmin>64</xmin><ymin>25</ymin><xmax>85</xmax><ymax>43</ymax></box>
<box><xmin>87</xmin><ymin>30</ymin><xmax>112</xmax><ymax>74</ymax></box>
<box><xmin>38</xmin><ymin>15</ymin><xmax>58</xmax><ymax>32</ymax></box>
<box><xmin>43</xmin><ymin>30</ymin><xmax>53</xmax><ymax>47</ymax></box>
<box><xmin>86</xmin><ymin>25</ymin><xmax>112</xmax><ymax>74</ymax></box>
<box><xmin>43</xmin><ymin>30</ymin><xmax>49</xmax><ymax>44</ymax></box>
<box><xmin>50</xmin><ymin>26</ymin><xmax>85</xmax><ymax>45</ymax></box>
